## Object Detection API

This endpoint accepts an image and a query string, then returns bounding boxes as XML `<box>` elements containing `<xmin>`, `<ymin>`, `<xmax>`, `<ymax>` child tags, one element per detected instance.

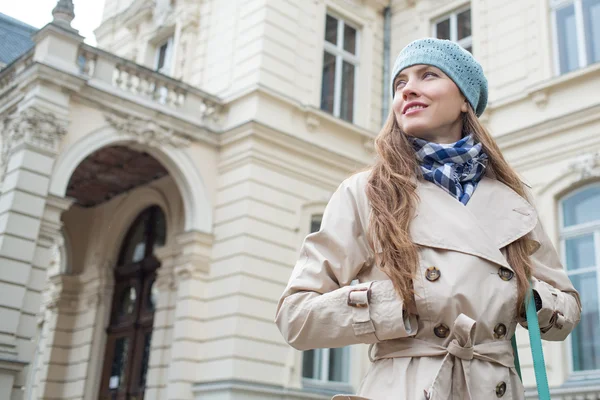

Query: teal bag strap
<box><xmin>511</xmin><ymin>335</ymin><xmax>521</xmax><ymax>381</ymax></box>
<box><xmin>512</xmin><ymin>287</ymin><xmax>551</xmax><ymax>400</ymax></box>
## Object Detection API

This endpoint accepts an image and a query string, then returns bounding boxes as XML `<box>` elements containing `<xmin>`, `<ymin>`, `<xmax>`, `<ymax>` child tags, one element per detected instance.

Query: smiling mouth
<box><xmin>404</xmin><ymin>105</ymin><xmax>428</xmax><ymax>115</ymax></box>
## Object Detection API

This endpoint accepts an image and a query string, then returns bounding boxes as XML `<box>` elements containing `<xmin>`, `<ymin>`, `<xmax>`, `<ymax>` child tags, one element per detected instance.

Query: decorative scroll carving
<box><xmin>569</xmin><ymin>151</ymin><xmax>600</xmax><ymax>179</ymax></box>
<box><xmin>105</xmin><ymin>113</ymin><xmax>191</xmax><ymax>148</ymax></box>
<box><xmin>1</xmin><ymin>107</ymin><xmax>67</xmax><ymax>177</ymax></box>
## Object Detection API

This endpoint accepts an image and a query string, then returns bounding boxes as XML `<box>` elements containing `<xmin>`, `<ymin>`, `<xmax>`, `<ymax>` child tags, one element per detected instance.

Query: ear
<box><xmin>461</xmin><ymin>99</ymin><xmax>469</xmax><ymax>113</ymax></box>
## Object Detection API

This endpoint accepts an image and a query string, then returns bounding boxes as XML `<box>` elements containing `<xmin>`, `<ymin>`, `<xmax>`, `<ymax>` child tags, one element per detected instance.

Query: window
<box><xmin>302</xmin><ymin>214</ymin><xmax>351</xmax><ymax>385</ymax></box>
<box><xmin>155</xmin><ymin>37</ymin><xmax>174</xmax><ymax>75</ymax></box>
<box><xmin>302</xmin><ymin>346</ymin><xmax>351</xmax><ymax>383</ymax></box>
<box><xmin>552</xmin><ymin>0</ymin><xmax>600</xmax><ymax>74</ymax></box>
<box><xmin>560</xmin><ymin>185</ymin><xmax>600</xmax><ymax>374</ymax></box>
<box><xmin>321</xmin><ymin>14</ymin><xmax>359</xmax><ymax>123</ymax></box>
<box><xmin>433</xmin><ymin>7</ymin><xmax>472</xmax><ymax>53</ymax></box>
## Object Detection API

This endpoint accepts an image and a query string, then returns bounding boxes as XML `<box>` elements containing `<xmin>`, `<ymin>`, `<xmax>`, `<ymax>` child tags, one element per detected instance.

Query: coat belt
<box><xmin>368</xmin><ymin>314</ymin><xmax>515</xmax><ymax>400</ymax></box>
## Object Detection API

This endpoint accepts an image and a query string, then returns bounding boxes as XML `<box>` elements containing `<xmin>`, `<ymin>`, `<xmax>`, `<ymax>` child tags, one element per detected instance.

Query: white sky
<box><xmin>1</xmin><ymin>0</ymin><xmax>106</xmax><ymax>46</ymax></box>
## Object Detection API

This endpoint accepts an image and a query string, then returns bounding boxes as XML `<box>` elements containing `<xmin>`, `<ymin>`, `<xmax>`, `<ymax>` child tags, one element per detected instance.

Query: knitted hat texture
<box><xmin>391</xmin><ymin>38</ymin><xmax>488</xmax><ymax>116</ymax></box>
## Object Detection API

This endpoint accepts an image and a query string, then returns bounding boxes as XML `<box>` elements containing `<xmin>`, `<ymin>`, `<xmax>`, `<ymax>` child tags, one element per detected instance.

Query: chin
<box><xmin>401</xmin><ymin>124</ymin><xmax>431</xmax><ymax>138</ymax></box>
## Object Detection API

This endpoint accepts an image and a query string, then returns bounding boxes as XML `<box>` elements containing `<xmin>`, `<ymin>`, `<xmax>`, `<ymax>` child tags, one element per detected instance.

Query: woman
<box><xmin>275</xmin><ymin>38</ymin><xmax>581</xmax><ymax>400</ymax></box>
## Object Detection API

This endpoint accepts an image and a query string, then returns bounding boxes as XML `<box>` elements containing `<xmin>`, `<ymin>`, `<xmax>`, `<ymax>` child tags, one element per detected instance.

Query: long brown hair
<box><xmin>366</xmin><ymin>106</ymin><xmax>534</xmax><ymax>314</ymax></box>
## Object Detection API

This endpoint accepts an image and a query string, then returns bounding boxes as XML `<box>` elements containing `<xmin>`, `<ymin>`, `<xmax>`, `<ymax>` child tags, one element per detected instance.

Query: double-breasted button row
<box><xmin>425</xmin><ymin>266</ymin><xmax>441</xmax><ymax>281</ymax></box>
<box><xmin>496</xmin><ymin>382</ymin><xmax>506</xmax><ymax>397</ymax></box>
<box><xmin>433</xmin><ymin>323</ymin><xmax>450</xmax><ymax>338</ymax></box>
<box><xmin>498</xmin><ymin>267</ymin><xmax>514</xmax><ymax>281</ymax></box>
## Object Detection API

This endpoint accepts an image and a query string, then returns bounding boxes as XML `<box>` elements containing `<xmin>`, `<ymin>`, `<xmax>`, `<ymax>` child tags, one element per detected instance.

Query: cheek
<box><xmin>391</xmin><ymin>95</ymin><xmax>403</xmax><ymax>115</ymax></box>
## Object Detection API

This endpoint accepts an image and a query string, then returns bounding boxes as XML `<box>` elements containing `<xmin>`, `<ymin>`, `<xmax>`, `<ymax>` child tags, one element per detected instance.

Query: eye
<box><xmin>395</xmin><ymin>80</ymin><xmax>406</xmax><ymax>90</ymax></box>
<box><xmin>424</xmin><ymin>71</ymin><xmax>438</xmax><ymax>78</ymax></box>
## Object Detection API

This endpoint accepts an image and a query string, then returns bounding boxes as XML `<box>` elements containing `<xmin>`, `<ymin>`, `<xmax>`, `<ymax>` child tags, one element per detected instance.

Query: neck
<box><xmin>414</xmin><ymin>119</ymin><xmax>464</xmax><ymax>144</ymax></box>
<box><xmin>416</xmin><ymin>132</ymin><xmax>464</xmax><ymax>144</ymax></box>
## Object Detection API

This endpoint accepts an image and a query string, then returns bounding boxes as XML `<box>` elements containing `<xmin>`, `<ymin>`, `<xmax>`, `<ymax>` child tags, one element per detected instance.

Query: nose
<box><xmin>401</xmin><ymin>80</ymin><xmax>420</xmax><ymax>100</ymax></box>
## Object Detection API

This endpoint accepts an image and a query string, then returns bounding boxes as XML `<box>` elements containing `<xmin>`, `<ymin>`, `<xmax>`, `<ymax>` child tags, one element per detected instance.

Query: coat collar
<box><xmin>410</xmin><ymin>177</ymin><xmax>538</xmax><ymax>271</ymax></box>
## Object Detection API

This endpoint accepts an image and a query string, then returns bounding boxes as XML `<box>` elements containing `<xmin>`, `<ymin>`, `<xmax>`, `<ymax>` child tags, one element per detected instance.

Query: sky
<box><xmin>1</xmin><ymin>0</ymin><xmax>105</xmax><ymax>46</ymax></box>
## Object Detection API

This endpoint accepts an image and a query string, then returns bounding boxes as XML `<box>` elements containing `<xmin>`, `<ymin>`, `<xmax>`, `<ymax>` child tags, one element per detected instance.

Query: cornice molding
<box><xmin>218</xmin><ymin>121</ymin><xmax>371</xmax><ymax>185</ymax></box>
<box><xmin>496</xmin><ymin>102</ymin><xmax>600</xmax><ymax>151</ymax></box>
<box><xmin>69</xmin><ymin>91</ymin><xmax>219</xmax><ymax>148</ymax></box>
<box><xmin>104</xmin><ymin>112</ymin><xmax>192</xmax><ymax>148</ymax></box>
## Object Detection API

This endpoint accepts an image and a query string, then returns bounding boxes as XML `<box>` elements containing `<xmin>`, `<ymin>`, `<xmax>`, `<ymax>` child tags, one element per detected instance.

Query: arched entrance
<box><xmin>98</xmin><ymin>205</ymin><xmax>167</xmax><ymax>400</ymax></box>
<box><xmin>37</xmin><ymin>133</ymin><xmax>214</xmax><ymax>400</ymax></box>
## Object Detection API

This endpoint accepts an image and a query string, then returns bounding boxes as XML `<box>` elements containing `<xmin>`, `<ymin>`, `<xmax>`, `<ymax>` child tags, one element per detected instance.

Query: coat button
<box><xmin>425</xmin><ymin>266</ymin><xmax>441</xmax><ymax>282</ymax></box>
<box><xmin>498</xmin><ymin>267</ymin><xmax>514</xmax><ymax>281</ymax></box>
<box><xmin>433</xmin><ymin>323</ymin><xmax>449</xmax><ymax>338</ymax></box>
<box><xmin>496</xmin><ymin>382</ymin><xmax>507</xmax><ymax>397</ymax></box>
<box><xmin>493</xmin><ymin>323</ymin><xmax>507</xmax><ymax>339</ymax></box>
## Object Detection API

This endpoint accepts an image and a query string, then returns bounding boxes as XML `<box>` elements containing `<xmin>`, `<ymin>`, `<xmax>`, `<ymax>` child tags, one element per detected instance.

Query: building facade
<box><xmin>0</xmin><ymin>0</ymin><xmax>598</xmax><ymax>399</ymax></box>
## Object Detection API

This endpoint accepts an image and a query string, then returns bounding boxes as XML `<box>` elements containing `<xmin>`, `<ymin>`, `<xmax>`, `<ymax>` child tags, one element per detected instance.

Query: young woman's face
<box><xmin>392</xmin><ymin>64</ymin><xmax>468</xmax><ymax>143</ymax></box>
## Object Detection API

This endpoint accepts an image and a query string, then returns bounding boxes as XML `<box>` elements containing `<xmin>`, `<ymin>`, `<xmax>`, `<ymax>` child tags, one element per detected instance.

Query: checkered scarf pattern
<box><xmin>411</xmin><ymin>135</ymin><xmax>488</xmax><ymax>205</ymax></box>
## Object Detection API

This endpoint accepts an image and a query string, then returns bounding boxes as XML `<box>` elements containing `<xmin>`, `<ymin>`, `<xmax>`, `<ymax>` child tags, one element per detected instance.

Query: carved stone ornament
<box><xmin>568</xmin><ymin>151</ymin><xmax>600</xmax><ymax>179</ymax></box>
<box><xmin>105</xmin><ymin>113</ymin><xmax>191</xmax><ymax>148</ymax></box>
<box><xmin>46</xmin><ymin>276</ymin><xmax>79</xmax><ymax>313</ymax></box>
<box><xmin>1</xmin><ymin>107</ymin><xmax>67</xmax><ymax>177</ymax></box>
<box><xmin>52</xmin><ymin>0</ymin><xmax>75</xmax><ymax>29</ymax></box>
<box><xmin>155</xmin><ymin>269</ymin><xmax>176</xmax><ymax>291</ymax></box>
<box><xmin>306</xmin><ymin>115</ymin><xmax>320</xmax><ymax>132</ymax></box>
<box><xmin>530</xmin><ymin>89</ymin><xmax>549</xmax><ymax>109</ymax></box>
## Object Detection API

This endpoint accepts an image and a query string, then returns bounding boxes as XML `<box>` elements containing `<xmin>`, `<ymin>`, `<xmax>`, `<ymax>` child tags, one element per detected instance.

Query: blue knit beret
<box><xmin>391</xmin><ymin>38</ymin><xmax>488</xmax><ymax>117</ymax></box>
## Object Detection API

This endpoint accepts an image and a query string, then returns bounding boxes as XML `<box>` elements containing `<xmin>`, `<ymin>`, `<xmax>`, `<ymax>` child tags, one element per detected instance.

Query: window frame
<box><xmin>300</xmin><ymin>212</ymin><xmax>353</xmax><ymax>392</ymax></box>
<box><xmin>321</xmin><ymin>12</ymin><xmax>360</xmax><ymax>123</ymax></box>
<box><xmin>99</xmin><ymin>206</ymin><xmax>165</xmax><ymax>399</ymax></box>
<box><xmin>559</xmin><ymin>183</ymin><xmax>600</xmax><ymax>378</ymax></box>
<box><xmin>551</xmin><ymin>0</ymin><xmax>600</xmax><ymax>75</ymax></box>
<box><xmin>431</xmin><ymin>5</ymin><xmax>473</xmax><ymax>52</ymax></box>
<box><xmin>154</xmin><ymin>36</ymin><xmax>174</xmax><ymax>75</ymax></box>
<box><xmin>301</xmin><ymin>347</ymin><xmax>351</xmax><ymax>384</ymax></box>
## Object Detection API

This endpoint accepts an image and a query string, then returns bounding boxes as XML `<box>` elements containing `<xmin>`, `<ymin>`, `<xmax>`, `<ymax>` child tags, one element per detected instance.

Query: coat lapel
<box><xmin>410</xmin><ymin>177</ymin><xmax>538</xmax><ymax>271</ymax></box>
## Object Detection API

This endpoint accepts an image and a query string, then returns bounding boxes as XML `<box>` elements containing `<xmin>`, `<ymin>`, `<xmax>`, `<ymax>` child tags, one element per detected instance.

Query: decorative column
<box><xmin>0</xmin><ymin>107</ymin><xmax>68</xmax><ymax>400</ymax></box>
<box><xmin>33</xmin><ymin>273</ymin><xmax>80</xmax><ymax>399</ymax></box>
<box><xmin>145</xmin><ymin>244</ymin><xmax>178</xmax><ymax>400</ymax></box>
<box><xmin>154</xmin><ymin>231</ymin><xmax>213</xmax><ymax>400</ymax></box>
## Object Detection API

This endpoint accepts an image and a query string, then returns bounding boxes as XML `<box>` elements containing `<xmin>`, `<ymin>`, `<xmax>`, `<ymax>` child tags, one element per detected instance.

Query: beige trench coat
<box><xmin>275</xmin><ymin>171</ymin><xmax>581</xmax><ymax>400</ymax></box>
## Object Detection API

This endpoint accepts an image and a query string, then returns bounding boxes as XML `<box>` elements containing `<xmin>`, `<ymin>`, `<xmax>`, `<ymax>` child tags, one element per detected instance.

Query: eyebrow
<box><xmin>395</xmin><ymin>65</ymin><xmax>436</xmax><ymax>83</ymax></box>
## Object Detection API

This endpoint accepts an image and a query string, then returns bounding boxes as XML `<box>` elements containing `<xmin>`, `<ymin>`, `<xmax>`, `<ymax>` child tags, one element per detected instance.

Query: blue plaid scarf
<box><xmin>411</xmin><ymin>135</ymin><xmax>488</xmax><ymax>205</ymax></box>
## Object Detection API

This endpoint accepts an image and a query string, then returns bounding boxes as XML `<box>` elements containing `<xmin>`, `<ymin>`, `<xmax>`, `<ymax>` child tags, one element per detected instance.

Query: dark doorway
<box><xmin>99</xmin><ymin>206</ymin><xmax>166</xmax><ymax>400</ymax></box>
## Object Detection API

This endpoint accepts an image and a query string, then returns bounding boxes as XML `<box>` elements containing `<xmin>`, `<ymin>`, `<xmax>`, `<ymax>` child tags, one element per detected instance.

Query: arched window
<box><xmin>560</xmin><ymin>185</ymin><xmax>600</xmax><ymax>373</ymax></box>
<box><xmin>99</xmin><ymin>206</ymin><xmax>166</xmax><ymax>400</ymax></box>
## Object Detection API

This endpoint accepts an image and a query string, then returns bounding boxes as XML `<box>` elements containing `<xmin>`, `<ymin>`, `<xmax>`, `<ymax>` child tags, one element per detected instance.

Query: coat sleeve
<box><xmin>275</xmin><ymin>176</ymin><xmax>418</xmax><ymax>351</ymax></box>
<box><xmin>520</xmin><ymin>218</ymin><xmax>582</xmax><ymax>341</ymax></box>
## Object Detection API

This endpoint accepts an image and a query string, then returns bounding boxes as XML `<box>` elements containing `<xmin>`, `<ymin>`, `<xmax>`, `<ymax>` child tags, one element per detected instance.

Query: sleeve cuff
<box><xmin>370</xmin><ymin>280</ymin><xmax>418</xmax><ymax>340</ymax></box>
<box><xmin>346</xmin><ymin>280</ymin><xmax>418</xmax><ymax>342</ymax></box>
<box><xmin>531</xmin><ymin>278</ymin><xmax>560</xmax><ymax>331</ymax></box>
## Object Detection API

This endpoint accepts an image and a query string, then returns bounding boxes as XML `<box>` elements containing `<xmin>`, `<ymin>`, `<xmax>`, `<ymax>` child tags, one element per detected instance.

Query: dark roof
<box><xmin>0</xmin><ymin>13</ymin><xmax>37</xmax><ymax>66</ymax></box>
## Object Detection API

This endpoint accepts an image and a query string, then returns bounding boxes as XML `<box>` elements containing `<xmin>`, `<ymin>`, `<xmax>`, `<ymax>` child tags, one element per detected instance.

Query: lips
<box><xmin>403</xmin><ymin>102</ymin><xmax>429</xmax><ymax>114</ymax></box>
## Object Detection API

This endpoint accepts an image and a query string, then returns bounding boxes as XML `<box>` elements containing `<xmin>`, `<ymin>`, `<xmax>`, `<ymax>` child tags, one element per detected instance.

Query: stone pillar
<box><xmin>0</xmin><ymin>107</ymin><xmax>68</xmax><ymax>400</ymax></box>
<box><xmin>31</xmin><ymin>254</ymin><xmax>111</xmax><ymax>400</ymax></box>
<box><xmin>157</xmin><ymin>231</ymin><xmax>212</xmax><ymax>400</ymax></box>
<box><xmin>25</xmin><ymin>195</ymin><xmax>74</xmax><ymax>400</ymax></box>
<box><xmin>145</xmin><ymin>245</ymin><xmax>178</xmax><ymax>400</ymax></box>
<box><xmin>33</xmin><ymin>274</ymin><xmax>79</xmax><ymax>399</ymax></box>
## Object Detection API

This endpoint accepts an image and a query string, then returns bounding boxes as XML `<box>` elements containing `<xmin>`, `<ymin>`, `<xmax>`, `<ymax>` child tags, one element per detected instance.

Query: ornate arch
<box><xmin>49</xmin><ymin>123</ymin><xmax>212</xmax><ymax>233</ymax></box>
